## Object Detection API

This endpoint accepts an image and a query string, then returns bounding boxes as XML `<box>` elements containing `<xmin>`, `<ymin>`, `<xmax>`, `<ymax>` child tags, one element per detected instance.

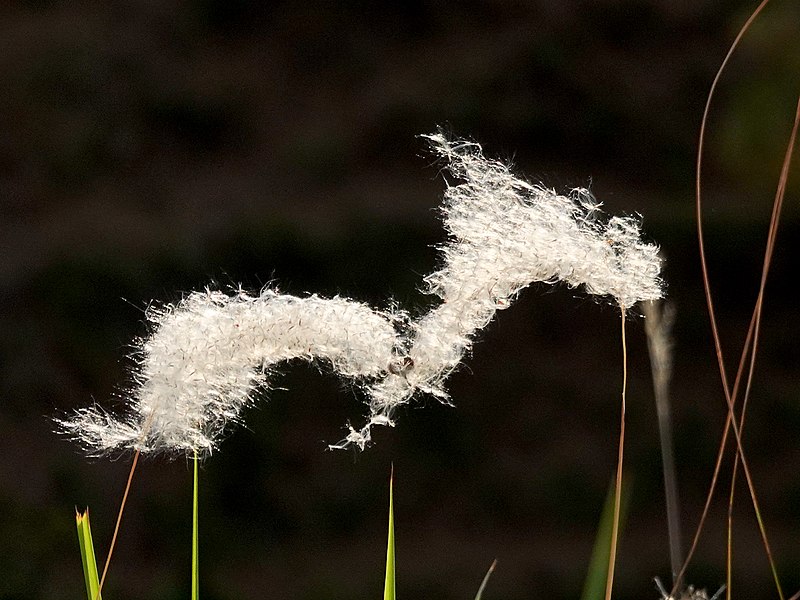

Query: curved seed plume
<box><xmin>60</xmin><ymin>291</ymin><xmax>403</xmax><ymax>455</ymax></box>
<box><xmin>347</xmin><ymin>133</ymin><xmax>664</xmax><ymax>447</ymax></box>
<box><xmin>60</xmin><ymin>132</ymin><xmax>664</xmax><ymax>455</ymax></box>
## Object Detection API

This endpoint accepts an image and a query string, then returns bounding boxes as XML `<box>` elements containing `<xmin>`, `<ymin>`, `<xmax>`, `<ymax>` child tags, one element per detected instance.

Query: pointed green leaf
<box><xmin>75</xmin><ymin>508</ymin><xmax>102</xmax><ymax>600</ymax></box>
<box><xmin>383</xmin><ymin>467</ymin><xmax>396</xmax><ymax>600</ymax></box>
<box><xmin>580</xmin><ymin>478</ymin><xmax>631</xmax><ymax>600</ymax></box>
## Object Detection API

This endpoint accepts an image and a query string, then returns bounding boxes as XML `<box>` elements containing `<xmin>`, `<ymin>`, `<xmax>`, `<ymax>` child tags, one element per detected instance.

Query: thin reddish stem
<box><xmin>95</xmin><ymin>449</ymin><xmax>141</xmax><ymax>600</ymax></box>
<box><xmin>604</xmin><ymin>306</ymin><xmax>627</xmax><ymax>600</ymax></box>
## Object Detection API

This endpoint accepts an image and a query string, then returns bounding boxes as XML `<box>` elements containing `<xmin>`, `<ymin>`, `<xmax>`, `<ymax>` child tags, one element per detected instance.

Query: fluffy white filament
<box><xmin>61</xmin><ymin>291</ymin><xmax>403</xmax><ymax>454</ymax></box>
<box><xmin>60</xmin><ymin>133</ymin><xmax>664</xmax><ymax>455</ymax></box>
<box><xmin>346</xmin><ymin>133</ymin><xmax>664</xmax><ymax>447</ymax></box>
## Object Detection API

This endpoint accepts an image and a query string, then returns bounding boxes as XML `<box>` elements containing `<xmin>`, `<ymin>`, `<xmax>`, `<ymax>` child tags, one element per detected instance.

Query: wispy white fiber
<box><xmin>60</xmin><ymin>290</ymin><xmax>403</xmax><ymax>455</ymax></box>
<box><xmin>342</xmin><ymin>133</ymin><xmax>664</xmax><ymax>448</ymax></box>
<box><xmin>60</xmin><ymin>132</ymin><xmax>664</xmax><ymax>455</ymax></box>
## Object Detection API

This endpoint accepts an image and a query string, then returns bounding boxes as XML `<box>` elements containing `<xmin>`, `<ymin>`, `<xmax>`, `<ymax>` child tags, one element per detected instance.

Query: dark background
<box><xmin>2</xmin><ymin>1</ymin><xmax>800</xmax><ymax>599</ymax></box>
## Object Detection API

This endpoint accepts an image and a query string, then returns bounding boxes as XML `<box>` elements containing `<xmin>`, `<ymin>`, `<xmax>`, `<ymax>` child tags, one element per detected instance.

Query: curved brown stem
<box><xmin>675</xmin><ymin>0</ymin><xmax>791</xmax><ymax>596</ymax></box>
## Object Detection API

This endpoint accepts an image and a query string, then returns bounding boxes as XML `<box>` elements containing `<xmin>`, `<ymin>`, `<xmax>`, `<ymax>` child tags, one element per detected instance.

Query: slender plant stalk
<box><xmin>97</xmin><ymin>448</ymin><xmax>141</xmax><ymax>599</ymax></box>
<box><xmin>604</xmin><ymin>307</ymin><xmax>627</xmax><ymax>600</ymax></box>
<box><xmin>384</xmin><ymin>466</ymin><xmax>396</xmax><ymax>600</ymax></box>
<box><xmin>724</xmin><ymin>94</ymin><xmax>800</xmax><ymax>600</ymax></box>
<box><xmin>677</xmin><ymin>308</ymin><xmax>757</xmax><ymax>592</ymax></box>
<box><xmin>193</xmin><ymin>451</ymin><xmax>200</xmax><ymax>600</ymax></box>
<box><xmin>723</xmin><ymin>95</ymin><xmax>800</xmax><ymax>598</ymax></box>
<box><xmin>677</xmin><ymin>1</ymin><xmax>791</xmax><ymax>596</ymax></box>
<box><xmin>726</xmin><ymin>462</ymin><xmax>736</xmax><ymax>600</ymax></box>
<box><xmin>473</xmin><ymin>560</ymin><xmax>497</xmax><ymax>600</ymax></box>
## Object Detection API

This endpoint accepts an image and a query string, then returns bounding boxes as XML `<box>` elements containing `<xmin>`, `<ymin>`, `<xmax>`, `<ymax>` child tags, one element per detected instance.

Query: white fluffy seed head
<box><xmin>348</xmin><ymin>134</ymin><xmax>664</xmax><ymax>442</ymax></box>
<box><xmin>60</xmin><ymin>132</ymin><xmax>664</xmax><ymax>455</ymax></box>
<box><xmin>58</xmin><ymin>290</ymin><xmax>403</xmax><ymax>456</ymax></box>
<box><xmin>423</xmin><ymin>132</ymin><xmax>663</xmax><ymax>308</ymax></box>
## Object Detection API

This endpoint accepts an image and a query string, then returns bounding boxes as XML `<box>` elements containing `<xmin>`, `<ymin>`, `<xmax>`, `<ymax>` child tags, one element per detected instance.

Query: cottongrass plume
<box><xmin>60</xmin><ymin>132</ymin><xmax>664</xmax><ymax>455</ymax></box>
<box><xmin>61</xmin><ymin>291</ymin><xmax>404</xmax><ymax>455</ymax></box>
<box><xmin>360</xmin><ymin>134</ymin><xmax>663</xmax><ymax>446</ymax></box>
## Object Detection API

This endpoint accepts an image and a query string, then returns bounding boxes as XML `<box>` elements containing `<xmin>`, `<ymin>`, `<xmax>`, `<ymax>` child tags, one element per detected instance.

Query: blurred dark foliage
<box><xmin>2</xmin><ymin>1</ymin><xmax>800</xmax><ymax>599</ymax></box>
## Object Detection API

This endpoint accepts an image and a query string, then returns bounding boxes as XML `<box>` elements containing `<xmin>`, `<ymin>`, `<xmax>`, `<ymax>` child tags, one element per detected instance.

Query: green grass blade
<box><xmin>192</xmin><ymin>451</ymin><xmax>199</xmax><ymax>600</ymax></box>
<box><xmin>473</xmin><ymin>560</ymin><xmax>497</xmax><ymax>600</ymax></box>
<box><xmin>75</xmin><ymin>508</ymin><xmax>102</xmax><ymax>600</ymax></box>
<box><xmin>383</xmin><ymin>467</ymin><xmax>396</xmax><ymax>600</ymax></box>
<box><xmin>580</xmin><ymin>477</ymin><xmax>630</xmax><ymax>600</ymax></box>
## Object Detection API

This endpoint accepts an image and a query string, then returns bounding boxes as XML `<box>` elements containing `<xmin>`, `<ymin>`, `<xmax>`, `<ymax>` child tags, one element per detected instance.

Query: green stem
<box><xmin>192</xmin><ymin>451</ymin><xmax>199</xmax><ymax>600</ymax></box>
